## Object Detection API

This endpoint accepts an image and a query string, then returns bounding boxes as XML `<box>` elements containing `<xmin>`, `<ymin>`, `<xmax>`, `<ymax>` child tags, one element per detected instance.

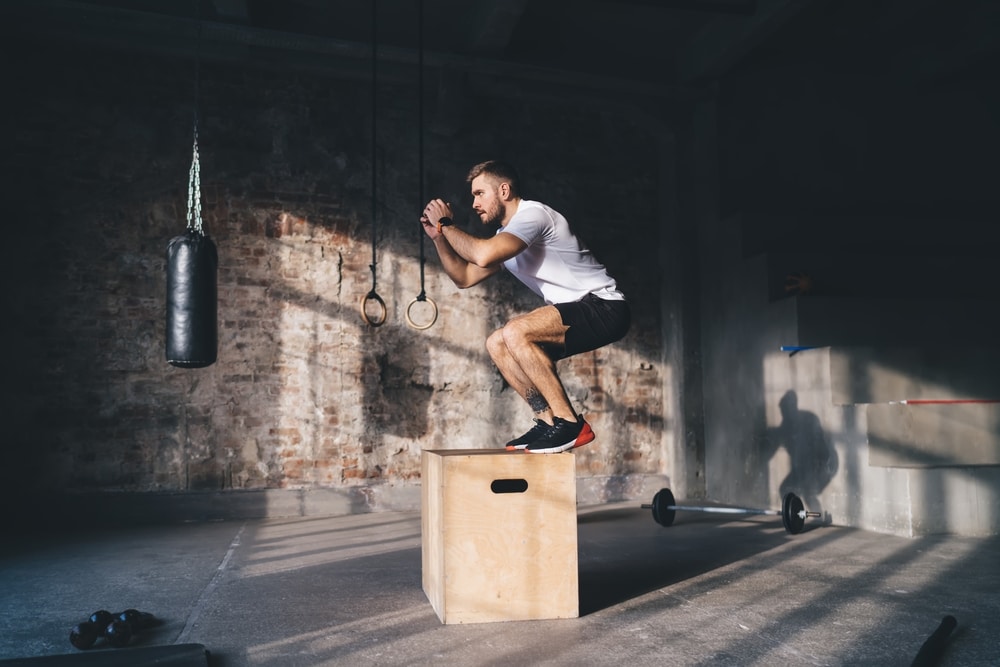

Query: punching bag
<box><xmin>166</xmin><ymin>124</ymin><xmax>217</xmax><ymax>368</ymax></box>
<box><xmin>166</xmin><ymin>230</ymin><xmax>217</xmax><ymax>368</ymax></box>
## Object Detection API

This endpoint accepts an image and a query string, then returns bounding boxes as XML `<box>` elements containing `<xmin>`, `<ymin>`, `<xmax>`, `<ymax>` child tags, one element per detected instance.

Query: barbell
<box><xmin>641</xmin><ymin>488</ymin><xmax>820</xmax><ymax>534</ymax></box>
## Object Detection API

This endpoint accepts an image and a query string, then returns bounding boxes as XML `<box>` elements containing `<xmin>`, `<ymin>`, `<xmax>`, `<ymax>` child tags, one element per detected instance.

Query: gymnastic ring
<box><xmin>360</xmin><ymin>290</ymin><xmax>387</xmax><ymax>327</ymax></box>
<box><xmin>405</xmin><ymin>295</ymin><xmax>438</xmax><ymax>330</ymax></box>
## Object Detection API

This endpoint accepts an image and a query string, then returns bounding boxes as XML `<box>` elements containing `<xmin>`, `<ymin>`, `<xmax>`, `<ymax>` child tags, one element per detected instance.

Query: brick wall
<box><xmin>4</xmin><ymin>42</ymin><xmax>671</xmax><ymax>508</ymax></box>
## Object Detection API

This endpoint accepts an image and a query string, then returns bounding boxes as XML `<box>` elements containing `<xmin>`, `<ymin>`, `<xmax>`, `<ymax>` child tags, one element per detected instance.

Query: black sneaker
<box><xmin>525</xmin><ymin>417</ymin><xmax>595</xmax><ymax>454</ymax></box>
<box><xmin>505</xmin><ymin>419</ymin><xmax>552</xmax><ymax>451</ymax></box>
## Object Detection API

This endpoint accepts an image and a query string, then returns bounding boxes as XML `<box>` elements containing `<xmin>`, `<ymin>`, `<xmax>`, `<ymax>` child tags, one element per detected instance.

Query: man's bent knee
<box><xmin>485</xmin><ymin>328</ymin><xmax>507</xmax><ymax>361</ymax></box>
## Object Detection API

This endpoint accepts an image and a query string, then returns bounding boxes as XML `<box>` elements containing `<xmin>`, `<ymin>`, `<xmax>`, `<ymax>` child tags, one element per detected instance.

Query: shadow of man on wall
<box><xmin>769</xmin><ymin>390</ymin><xmax>838</xmax><ymax>513</ymax></box>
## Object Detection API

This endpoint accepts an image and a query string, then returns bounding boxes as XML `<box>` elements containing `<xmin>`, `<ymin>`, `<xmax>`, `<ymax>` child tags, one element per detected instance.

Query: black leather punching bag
<box><xmin>166</xmin><ymin>230</ymin><xmax>217</xmax><ymax>368</ymax></box>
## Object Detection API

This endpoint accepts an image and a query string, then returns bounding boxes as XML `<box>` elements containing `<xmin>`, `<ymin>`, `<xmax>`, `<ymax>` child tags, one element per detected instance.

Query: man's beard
<box><xmin>481</xmin><ymin>202</ymin><xmax>505</xmax><ymax>226</ymax></box>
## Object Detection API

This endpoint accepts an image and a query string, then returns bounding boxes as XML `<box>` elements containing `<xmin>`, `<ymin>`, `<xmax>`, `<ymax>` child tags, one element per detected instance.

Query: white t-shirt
<box><xmin>498</xmin><ymin>200</ymin><xmax>624</xmax><ymax>305</ymax></box>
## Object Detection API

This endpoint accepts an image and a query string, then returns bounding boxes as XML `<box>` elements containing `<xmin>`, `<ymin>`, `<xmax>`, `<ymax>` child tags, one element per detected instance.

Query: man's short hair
<box><xmin>466</xmin><ymin>160</ymin><xmax>520</xmax><ymax>197</ymax></box>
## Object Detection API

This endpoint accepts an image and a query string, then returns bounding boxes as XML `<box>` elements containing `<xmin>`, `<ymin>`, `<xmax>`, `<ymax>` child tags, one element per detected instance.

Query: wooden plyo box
<box><xmin>421</xmin><ymin>449</ymin><xmax>579</xmax><ymax>624</ymax></box>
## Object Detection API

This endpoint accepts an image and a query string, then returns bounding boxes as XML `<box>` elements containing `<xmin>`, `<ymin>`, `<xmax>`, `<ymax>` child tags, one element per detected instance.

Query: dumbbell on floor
<box><xmin>69</xmin><ymin>608</ymin><xmax>156</xmax><ymax>650</ymax></box>
<box><xmin>641</xmin><ymin>488</ymin><xmax>820</xmax><ymax>534</ymax></box>
<box><xmin>68</xmin><ymin>621</ymin><xmax>100</xmax><ymax>651</ymax></box>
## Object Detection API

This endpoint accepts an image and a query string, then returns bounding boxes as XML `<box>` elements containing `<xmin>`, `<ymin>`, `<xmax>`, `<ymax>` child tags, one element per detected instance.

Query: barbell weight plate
<box><xmin>652</xmin><ymin>488</ymin><xmax>676</xmax><ymax>527</ymax></box>
<box><xmin>782</xmin><ymin>492</ymin><xmax>806</xmax><ymax>534</ymax></box>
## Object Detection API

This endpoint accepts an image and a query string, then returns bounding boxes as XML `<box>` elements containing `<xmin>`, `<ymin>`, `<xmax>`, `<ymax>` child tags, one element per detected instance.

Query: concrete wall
<box><xmin>695</xmin><ymin>3</ymin><xmax>1000</xmax><ymax>535</ymax></box>
<box><xmin>767</xmin><ymin>346</ymin><xmax>1000</xmax><ymax>537</ymax></box>
<box><xmin>2</xmin><ymin>39</ymin><xmax>683</xmax><ymax>523</ymax></box>
<box><xmin>698</xmin><ymin>216</ymin><xmax>1000</xmax><ymax>536</ymax></box>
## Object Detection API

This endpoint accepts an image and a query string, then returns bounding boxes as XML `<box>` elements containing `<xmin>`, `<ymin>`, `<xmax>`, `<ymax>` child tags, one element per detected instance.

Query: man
<box><xmin>420</xmin><ymin>160</ymin><xmax>630</xmax><ymax>453</ymax></box>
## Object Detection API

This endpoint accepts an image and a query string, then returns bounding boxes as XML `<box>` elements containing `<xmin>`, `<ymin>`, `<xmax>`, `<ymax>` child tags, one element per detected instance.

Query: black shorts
<box><xmin>551</xmin><ymin>293</ymin><xmax>631</xmax><ymax>360</ymax></box>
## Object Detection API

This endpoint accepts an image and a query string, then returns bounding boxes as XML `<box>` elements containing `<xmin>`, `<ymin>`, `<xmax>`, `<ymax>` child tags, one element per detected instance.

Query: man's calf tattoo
<box><xmin>526</xmin><ymin>387</ymin><xmax>549</xmax><ymax>414</ymax></box>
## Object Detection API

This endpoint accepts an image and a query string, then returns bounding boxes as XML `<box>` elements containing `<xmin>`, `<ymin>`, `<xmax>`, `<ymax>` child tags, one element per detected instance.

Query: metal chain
<box><xmin>186</xmin><ymin>123</ymin><xmax>204</xmax><ymax>236</ymax></box>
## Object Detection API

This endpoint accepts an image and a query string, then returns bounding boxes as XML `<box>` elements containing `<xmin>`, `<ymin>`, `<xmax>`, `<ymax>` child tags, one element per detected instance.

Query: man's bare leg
<box><xmin>486</xmin><ymin>329</ymin><xmax>546</xmax><ymax>412</ymax></box>
<box><xmin>486</xmin><ymin>306</ymin><xmax>577</xmax><ymax>422</ymax></box>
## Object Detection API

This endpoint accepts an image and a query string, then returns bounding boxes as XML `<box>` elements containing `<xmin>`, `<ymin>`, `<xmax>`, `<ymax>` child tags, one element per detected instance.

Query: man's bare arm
<box><xmin>436</xmin><ymin>226</ymin><xmax>525</xmax><ymax>287</ymax></box>
<box><xmin>420</xmin><ymin>199</ymin><xmax>526</xmax><ymax>288</ymax></box>
<box><xmin>429</xmin><ymin>231</ymin><xmax>502</xmax><ymax>288</ymax></box>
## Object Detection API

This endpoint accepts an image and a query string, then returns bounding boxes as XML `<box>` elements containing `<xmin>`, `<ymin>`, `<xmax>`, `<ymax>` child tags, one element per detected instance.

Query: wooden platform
<box><xmin>421</xmin><ymin>449</ymin><xmax>579</xmax><ymax>624</ymax></box>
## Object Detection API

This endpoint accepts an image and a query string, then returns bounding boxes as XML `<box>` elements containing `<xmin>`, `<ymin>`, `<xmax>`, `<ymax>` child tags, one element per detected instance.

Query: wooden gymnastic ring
<box><xmin>405</xmin><ymin>295</ymin><xmax>437</xmax><ymax>330</ymax></box>
<box><xmin>360</xmin><ymin>290</ymin><xmax>387</xmax><ymax>327</ymax></box>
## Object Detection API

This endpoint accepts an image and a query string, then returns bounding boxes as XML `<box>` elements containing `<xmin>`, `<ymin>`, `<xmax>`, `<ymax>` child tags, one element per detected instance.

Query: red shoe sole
<box><xmin>572</xmin><ymin>422</ymin><xmax>595</xmax><ymax>448</ymax></box>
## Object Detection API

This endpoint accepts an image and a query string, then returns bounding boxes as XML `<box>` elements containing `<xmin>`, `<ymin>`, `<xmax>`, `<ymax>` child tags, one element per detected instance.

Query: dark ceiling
<box><xmin>3</xmin><ymin>0</ymin><xmax>999</xmax><ymax>99</ymax></box>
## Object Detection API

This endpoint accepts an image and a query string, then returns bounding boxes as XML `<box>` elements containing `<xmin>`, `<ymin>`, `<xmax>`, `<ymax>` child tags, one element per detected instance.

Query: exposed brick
<box><xmin>5</xmin><ymin>42</ymin><xmax>667</xmax><ymax>499</ymax></box>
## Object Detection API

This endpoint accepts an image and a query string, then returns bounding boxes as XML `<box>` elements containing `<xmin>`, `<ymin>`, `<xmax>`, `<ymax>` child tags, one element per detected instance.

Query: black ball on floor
<box><xmin>89</xmin><ymin>610</ymin><xmax>113</xmax><ymax>633</ymax></box>
<box><xmin>121</xmin><ymin>609</ymin><xmax>156</xmax><ymax>631</ymax></box>
<box><xmin>105</xmin><ymin>619</ymin><xmax>133</xmax><ymax>648</ymax></box>
<box><xmin>69</xmin><ymin>621</ymin><xmax>99</xmax><ymax>650</ymax></box>
<box><xmin>118</xmin><ymin>609</ymin><xmax>141</xmax><ymax>627</ymax></box>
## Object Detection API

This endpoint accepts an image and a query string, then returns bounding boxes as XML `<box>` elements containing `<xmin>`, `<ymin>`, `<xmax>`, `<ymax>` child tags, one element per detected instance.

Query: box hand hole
<box><xmin>490</xmin><ymin>479</ymin><xmax>529</xmax><ymax>494</ymax></box>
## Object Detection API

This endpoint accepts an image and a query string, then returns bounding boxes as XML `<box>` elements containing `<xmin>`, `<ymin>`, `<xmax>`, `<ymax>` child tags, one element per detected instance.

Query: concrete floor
<box><xmin>0</xmin><ymin>503</ymin><xmax>997</xmax><ymax>666</ymax></box>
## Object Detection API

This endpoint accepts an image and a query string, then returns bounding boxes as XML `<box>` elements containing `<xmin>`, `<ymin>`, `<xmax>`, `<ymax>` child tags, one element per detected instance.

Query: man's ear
<box><xmin>499</xmin><ymin>182</ymin><xmax>510</xmax><ymax>199</ymax></box>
